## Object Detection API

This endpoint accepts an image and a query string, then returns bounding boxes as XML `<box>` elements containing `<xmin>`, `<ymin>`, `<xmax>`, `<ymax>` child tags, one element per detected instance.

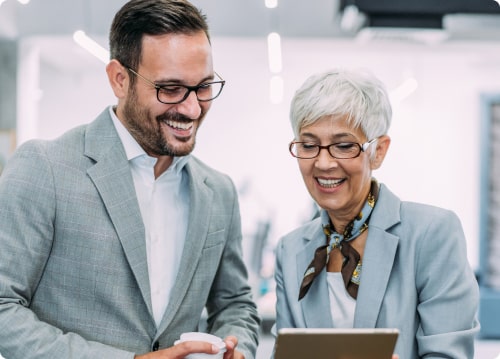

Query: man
<box><xmin>0</xmin><ymin>1</ymin><xmax>260</xmax><ymax>358</ymax></box>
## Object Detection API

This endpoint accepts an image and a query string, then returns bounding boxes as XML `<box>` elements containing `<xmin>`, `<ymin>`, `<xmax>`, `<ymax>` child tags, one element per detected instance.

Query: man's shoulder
<box><xmin>16</xmin><ymin>124</ymin><xmax>86</xmax><ymax>154</ymax></box>
<box><xmin>21</xmin><ymin>109</ymin><xmax>111</xmax><ymax>149</ymax></box>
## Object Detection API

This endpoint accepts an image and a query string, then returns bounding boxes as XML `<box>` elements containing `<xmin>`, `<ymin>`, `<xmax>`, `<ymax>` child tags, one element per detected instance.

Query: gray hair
<box><xmin>290</xmin><ymin>68</ymin><xmax>392</xmax><ymax>142</ymax></box>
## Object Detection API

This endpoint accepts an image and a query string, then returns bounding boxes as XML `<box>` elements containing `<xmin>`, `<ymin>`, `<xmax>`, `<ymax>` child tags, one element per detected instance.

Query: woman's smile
<box><xmin>316</xmin><ymin>177</ymin><xmax>346</xmax><ymax>188</ymax></box>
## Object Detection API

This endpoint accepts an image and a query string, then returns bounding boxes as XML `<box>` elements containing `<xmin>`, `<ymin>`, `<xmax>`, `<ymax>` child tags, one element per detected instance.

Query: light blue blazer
<box><xmin>274</xmin><ymin>184</ymin><xmax>479</xmax><ymax>359</ymax></box>
<box><xmin>0</xmin><ymin>109</ymin><xmax>260</xmax><ymax>359</ymax></box>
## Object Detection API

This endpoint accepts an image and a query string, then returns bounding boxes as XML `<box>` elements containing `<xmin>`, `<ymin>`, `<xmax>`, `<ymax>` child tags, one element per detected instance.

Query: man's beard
<box><xmin>122</xmin><ymin>89</ymin><xmax>200</xmax><ymax>157</ymax></box>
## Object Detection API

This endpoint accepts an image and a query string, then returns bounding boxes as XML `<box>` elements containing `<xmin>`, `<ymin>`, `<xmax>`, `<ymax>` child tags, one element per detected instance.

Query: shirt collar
<box><xmin>108</xmin><ymin>106</ymin><xmax>190</xmax><ymax>174</ymax></box>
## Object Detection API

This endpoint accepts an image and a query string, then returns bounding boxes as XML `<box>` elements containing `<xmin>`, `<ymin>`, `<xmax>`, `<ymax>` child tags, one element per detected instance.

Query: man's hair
<box><xmin>109</xmin><ymin>0</ymin><xmax>209</xmax><ymax>81</ymax></box>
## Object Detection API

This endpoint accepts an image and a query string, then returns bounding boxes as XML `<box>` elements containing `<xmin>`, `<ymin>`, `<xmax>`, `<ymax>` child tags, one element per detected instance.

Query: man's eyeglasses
<box><xmin>289</xmin><ymin>138</ymin><xmax>378</xmax><ymax>159</ymax></box>
<box><xmin>126</xmin><ymin>67</ymin><xmax>225</xmax><ymax>105</ymax></box>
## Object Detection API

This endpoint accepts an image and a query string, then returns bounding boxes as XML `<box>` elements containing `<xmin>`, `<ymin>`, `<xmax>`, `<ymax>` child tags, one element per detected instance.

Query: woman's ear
<box><xmin>371</xmin><ymin>135</ymin><xmax>391</xmax><ymax>170</ymax></box>
<box><xmin>106</xmin><ymin>59</ymin><xmax>129</xmax><ymax>99</ymax></box>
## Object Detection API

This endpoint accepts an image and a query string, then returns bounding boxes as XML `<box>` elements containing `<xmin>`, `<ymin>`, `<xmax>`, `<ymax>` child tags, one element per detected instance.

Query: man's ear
<box><xmin>106</xmin><ymin>59</ymin><xmax>129</xmax><ymax>99</ymax></box>
<box><xmin>371</xmin><ymin>135</ymin><xmax>391</xmax><ymax>170</ymax></box>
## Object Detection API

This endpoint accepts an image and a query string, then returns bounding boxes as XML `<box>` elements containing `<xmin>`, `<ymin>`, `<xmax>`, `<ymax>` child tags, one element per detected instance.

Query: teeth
<box><xmin>317</xmin><ymin>178</ymin><xmax>344</xmax><ymax>187</ymax></box>
<box><xmin>166</xmin><ymin>120</ymin><xmax>193</xmax><ymax>130</ymax></box>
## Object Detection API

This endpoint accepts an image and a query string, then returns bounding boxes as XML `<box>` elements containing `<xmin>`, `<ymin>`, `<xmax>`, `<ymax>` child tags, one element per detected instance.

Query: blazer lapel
<box><xmin>84</xmin><ymin>110</ymin><xmax>152</xmax><ymax>318</ymax></box>
<box><xmin>354</xmin><ymin>184</ymin><xmax>400</xmax><ymax>328</ymax></box>
<box><xmin>354</xmin><ymin>228</ymin><xmax>398</xmax><ymax>327</ymax></box>
<box><xmin>297</xmin><ymin>225</ymin><xmax>334</xmax><ymax>328</ymax></box>
<box><xmin>157</xmin><ymin>159</ymin><xmax>212</xmax><ymax>332</ymax></box>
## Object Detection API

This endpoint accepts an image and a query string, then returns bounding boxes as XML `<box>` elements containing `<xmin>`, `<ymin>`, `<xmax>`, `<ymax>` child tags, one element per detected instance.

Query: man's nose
<box><xmin>176</xmin><ymin>90</ymin><xmax>202</xmax><ymax>119</ymax></box>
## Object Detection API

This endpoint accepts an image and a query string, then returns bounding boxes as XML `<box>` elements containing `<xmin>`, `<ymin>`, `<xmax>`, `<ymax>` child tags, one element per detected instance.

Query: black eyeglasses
<box><xmin>289</xmin><ymin>138</ymin><xmax>378</xmax><ymax>159</ymax></box>
<box><xmin>126</xmin><ymin>67</ymin><xmax>225</xmax><ymax>104</ymax></box>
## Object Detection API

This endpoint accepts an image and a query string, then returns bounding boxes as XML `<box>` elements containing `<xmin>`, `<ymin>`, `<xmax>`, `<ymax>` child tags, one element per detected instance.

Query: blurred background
<box><xmin>1</xmin><ymin>0</ymin><xmax>500</xmax><ymax>357</ymax></box>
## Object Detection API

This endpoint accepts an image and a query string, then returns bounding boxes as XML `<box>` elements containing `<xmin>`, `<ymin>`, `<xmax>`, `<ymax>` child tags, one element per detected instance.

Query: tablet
<box><xmin>274</xmin><ymin>328</ymin><xmax>399</xmax><ymax>359</ymax></box>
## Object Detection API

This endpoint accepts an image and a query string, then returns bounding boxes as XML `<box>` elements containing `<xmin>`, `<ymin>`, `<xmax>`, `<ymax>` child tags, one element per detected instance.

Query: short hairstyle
<box><xmin>289</xmin><ymin>68</ymin><xmax>392</xmax><ymax>142</ymax></box>
<box><xmin>109</xmin><ymin>0</ymin><xmax>209</xmax><ymax>79</ymax></box>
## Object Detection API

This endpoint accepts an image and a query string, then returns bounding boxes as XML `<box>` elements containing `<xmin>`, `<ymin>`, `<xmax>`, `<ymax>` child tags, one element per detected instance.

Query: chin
<box><xmin>171</xmin><ymin>144</ymin><xmax>196</xmax><ymax>157</ymax></box>
<box><xmin>316</xmin><ymin>198</ymin><xmax>344</xmax><ymax>212</ymax></box>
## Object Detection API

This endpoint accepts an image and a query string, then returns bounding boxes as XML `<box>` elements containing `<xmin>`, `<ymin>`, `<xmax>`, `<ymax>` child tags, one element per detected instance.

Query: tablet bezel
<box><xmin>274</xmin><ymin>328</ymin><xmax>399</xmax><ymax>359</ymax></box>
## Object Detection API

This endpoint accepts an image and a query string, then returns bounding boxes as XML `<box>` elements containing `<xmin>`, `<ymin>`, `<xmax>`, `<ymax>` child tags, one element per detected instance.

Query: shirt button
<box><xmin>152</xmin><ymin>341</ymin><xmax>160</xmax><ymax>351</ymax></box>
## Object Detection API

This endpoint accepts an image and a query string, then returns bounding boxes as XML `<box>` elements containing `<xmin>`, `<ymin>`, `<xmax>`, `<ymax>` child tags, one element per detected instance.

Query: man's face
<box><xmin>120</xmin><ymin>31</ymin><xmax>214</xmax><ymax>157</ymax></box>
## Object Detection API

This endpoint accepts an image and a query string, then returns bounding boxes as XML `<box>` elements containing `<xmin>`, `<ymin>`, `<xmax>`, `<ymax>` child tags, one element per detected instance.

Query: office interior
<box><xmin>1</xmin><ymin>0</ymin><xmax>500</xmax><ymax>357</ymax></box>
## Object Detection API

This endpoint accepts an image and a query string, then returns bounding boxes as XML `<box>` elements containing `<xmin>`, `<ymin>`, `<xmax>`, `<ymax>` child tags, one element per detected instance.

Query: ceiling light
<box><xmin>265</xmin><ymin>0</ymin><xmax>278</xmax><ymax>9</ymax></box>
<box><xmin>17</xmin><ymin>0</ymin><xmax>30</xmax><ymax>4</ymax></box>
<box><xmin>340</xmin><ymin>5</ymin><xmax>367</xmax><ymax>34</ymax></box>
<box><xmin>73</xmin><ymin>30</ymin><xmax>109</xmax><ymax>64</ymax></box>
<box><xmin>267</xmin><ymin>32</ymin><xmax>282</xmax><ymax>73</ymax></box>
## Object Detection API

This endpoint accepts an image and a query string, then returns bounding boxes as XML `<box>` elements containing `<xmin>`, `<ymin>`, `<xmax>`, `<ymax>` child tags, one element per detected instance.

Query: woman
<box><xmin>273</xmin><ymin>68</ymin><xmax>479</xmax><ymax>358</ymax></box>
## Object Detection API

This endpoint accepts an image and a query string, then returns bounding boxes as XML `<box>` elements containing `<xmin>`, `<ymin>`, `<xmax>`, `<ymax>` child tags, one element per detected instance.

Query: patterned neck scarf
<box><xmin>298</xmin><ymin>179</ymin><xmax>379</xmax><ymax>300</ymax></box>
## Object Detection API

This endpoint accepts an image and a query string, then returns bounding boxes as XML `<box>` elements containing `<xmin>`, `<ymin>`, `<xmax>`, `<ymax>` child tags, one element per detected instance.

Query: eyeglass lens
<box><xmin>157</xmin><ymin>82</ymin><xmax>224</xmax><ymax>104</ymax></box>
<box><xmin>291</xmin><ymin>142</ymin><xmax>362</xmax><ymax>159</ymax></box>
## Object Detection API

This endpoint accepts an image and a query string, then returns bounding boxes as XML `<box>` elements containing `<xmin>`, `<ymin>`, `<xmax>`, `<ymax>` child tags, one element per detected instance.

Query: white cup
<box><xmin>174</xmin><ymin>332</ymin><xmax>226</xmax><ymax>359</ymax></box>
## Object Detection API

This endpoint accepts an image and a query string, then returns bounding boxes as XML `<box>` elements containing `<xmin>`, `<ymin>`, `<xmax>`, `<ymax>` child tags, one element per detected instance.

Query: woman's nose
<box><xmin>314</xmin><ymin>147</ymin><xmax>338</xmax><ymax>169</ymax></box>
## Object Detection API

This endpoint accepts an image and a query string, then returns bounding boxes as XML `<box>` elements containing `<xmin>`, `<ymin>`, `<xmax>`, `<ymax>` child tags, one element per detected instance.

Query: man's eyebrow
<box><xmin>155</xmin><ymin>75</ymin><xmax>215</xmax><ymax>86</ymax></box>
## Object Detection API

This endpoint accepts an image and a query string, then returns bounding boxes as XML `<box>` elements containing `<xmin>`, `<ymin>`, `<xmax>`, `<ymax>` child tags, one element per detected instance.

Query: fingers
<box><xmin>224</xmin><ymin>336</ymin><xmax>238</xmax><ymax>351</ymax></box>
<box><xmin>136</xmin><ymin>339</ymin><xmax>223</xmax><ymax>359</ymax></box>
<box><xmin>222</xmin><ymin>336</ymin><xmax>245</xmax><ymax>359</ymax></box>
<box><xmin>178</xmin><ymin>340</ymin><xmax>220</xmax><ymax>354</ymax></box>
<box><xmin>164</xmin><ymin>340</ymin><xmax>220</xmax><ymax>359</ymax></box>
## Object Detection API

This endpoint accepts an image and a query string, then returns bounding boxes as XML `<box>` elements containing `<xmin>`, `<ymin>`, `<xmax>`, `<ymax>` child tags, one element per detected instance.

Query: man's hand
<box><xmin>134</xmin><ymin>340</ymin><xmax>220</xmax><ymax>359</ymax></box>
<box><xmin>223</xmin><ymin>336</ymin><xmax>244</xmax><ymax>359</ymax></box>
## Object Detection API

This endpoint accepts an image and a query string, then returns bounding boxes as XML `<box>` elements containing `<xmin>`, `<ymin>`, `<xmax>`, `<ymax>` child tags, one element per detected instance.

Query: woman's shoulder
<box><xmin>399</xmin><ymin>200</ymin><xmax>459</xmax><ymax>227</ymax></box>
<box><xmin>378</xmin><ymin>183</ymin><xmax>458</xmax><ymax>221</ymax></box>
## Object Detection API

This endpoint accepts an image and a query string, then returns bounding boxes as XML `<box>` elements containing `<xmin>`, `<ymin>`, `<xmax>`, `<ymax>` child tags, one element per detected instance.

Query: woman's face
<box><xmin>296</xmin><ymin>115</ymin><xmax>389</xmax><ymax>223</ymax></box>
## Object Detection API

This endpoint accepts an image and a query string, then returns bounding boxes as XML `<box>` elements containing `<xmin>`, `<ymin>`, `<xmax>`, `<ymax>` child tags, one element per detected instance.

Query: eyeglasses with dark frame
<box><xmin>125</xmin><ymin>66</ymin><xmax>225</xmax><ymax>105</ymax></box>
<box><xmin>289</xmin><ymin>138</ymin><xmax>378</xmax><ymax>159</ymax></box>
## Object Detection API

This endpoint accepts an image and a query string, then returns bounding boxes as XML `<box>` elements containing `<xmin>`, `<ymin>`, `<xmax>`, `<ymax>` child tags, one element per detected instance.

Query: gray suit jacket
<box><xmin>0</xmin><ymin>109</ymin><xmax>260</xmax><ymax>359</ymax></box>
<box><xmin>274</xmin><ymin>184</ymin><xmax>479</xmax><ymax>359</ymax></box>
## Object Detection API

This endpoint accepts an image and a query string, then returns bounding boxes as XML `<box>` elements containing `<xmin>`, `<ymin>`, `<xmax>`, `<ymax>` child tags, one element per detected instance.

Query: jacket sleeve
<box><xmin>0</xmin><ymin>141</ymin><xmax>135</xmax><ymax>359</ymax></box>
<box><xmin>413</xmin><ymin>209</ymin><xmax>480</xmax><ymax>359</ymax></box>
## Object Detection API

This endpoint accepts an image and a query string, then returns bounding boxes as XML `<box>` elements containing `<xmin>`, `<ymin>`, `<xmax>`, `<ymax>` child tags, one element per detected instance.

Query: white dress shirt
<box><xmin>109</xmin><ymin>107</ymin><xmax>190</xmax><ymax>327</ymax></box>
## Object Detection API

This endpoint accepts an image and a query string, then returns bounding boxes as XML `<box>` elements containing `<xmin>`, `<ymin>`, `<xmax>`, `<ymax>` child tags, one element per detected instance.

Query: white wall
<box><xmin>201</xmin><ymin>37</ymin><xmax>500</xmax><ymax>273</ymax></box>
<box><xmin>17</xmin><ymin>36</ymin><xmax>500</xmax><ymax>275</ymax></box>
